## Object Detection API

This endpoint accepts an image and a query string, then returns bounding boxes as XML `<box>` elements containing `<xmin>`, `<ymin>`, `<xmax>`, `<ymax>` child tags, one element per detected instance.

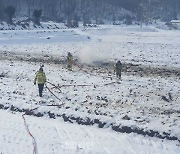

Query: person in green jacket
<box><xmin>67</xmin><ymin>52</ymin><xmax>73</xmax><ymax>71</ymax></box>
<box><xmin>34</xmin><ymin>67</ymin><xmax>46</xmax><ymax>97</ymax></box>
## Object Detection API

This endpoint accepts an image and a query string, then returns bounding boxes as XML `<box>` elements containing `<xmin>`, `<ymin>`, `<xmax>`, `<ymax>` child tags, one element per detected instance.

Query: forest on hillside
<box><xmin>0</xmin><ymin>0</ymin><xmax>180</xmax><ymax>25</ymax></box>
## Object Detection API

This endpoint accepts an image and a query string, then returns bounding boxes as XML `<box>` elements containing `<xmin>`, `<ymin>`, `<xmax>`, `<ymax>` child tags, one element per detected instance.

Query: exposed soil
<box><xmin>1</xmin><ymin>51</ymin><xmax>179</xmax><ymax>78</ymax></box>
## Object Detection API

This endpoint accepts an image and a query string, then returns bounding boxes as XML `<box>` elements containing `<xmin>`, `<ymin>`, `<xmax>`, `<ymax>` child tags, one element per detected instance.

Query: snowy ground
<box><xmin>0</xmin><ymin>25</ymin><xmax>180</xmax><ymax>67</ymax></box>
<box><xmin>0</xmin><ymin>110</ymin><xmax>179</xmax><ymax>154</ymax></box>
<box><xmin>0</xmin><ymin>24</ymin><xmax>180</xmax><ymax>153</ymax></box>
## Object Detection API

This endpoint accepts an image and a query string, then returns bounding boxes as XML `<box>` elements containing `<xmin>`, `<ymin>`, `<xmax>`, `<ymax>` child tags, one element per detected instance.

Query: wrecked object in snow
<box><xmin>162</xmin><ymin>96</ymin><xmax>170</xmax><ymax>102</ymax></box>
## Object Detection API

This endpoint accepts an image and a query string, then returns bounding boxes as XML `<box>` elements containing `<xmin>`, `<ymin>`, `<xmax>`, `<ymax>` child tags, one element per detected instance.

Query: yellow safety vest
<box><xmin>34</xmin><ymin>71</ymin><xmax>46</xmax><ymax>84</ymax></box>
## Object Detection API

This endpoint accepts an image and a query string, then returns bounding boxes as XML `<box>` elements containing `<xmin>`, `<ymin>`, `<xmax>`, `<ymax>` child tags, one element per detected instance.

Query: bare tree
<box><xmin>4</xmin><ymin>6</ymin><xmax>16</xmax><ymax>24</ymax></box>
<box><xmin>33</xmin><ymin>9</ymin><xmax>42</xmax><ymax>25</ymax></box>
<box><xmin>0</xmin><ymin>0</ymin><xmax>4</xmax><ymax>20</ymax></box>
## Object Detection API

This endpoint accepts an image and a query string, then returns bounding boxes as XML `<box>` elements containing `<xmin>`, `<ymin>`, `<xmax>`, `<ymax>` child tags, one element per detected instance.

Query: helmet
<box><xmin>39</xmin><ymin>67</ymin><xmax>43</xmax><ymax>71</ymax></box>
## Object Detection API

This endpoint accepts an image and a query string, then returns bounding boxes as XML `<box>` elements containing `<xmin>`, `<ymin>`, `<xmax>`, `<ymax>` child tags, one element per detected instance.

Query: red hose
<box><xmin>22</xmin><ymin>113</ymin><xmax>37</xmax><ymax>154</ymax></box>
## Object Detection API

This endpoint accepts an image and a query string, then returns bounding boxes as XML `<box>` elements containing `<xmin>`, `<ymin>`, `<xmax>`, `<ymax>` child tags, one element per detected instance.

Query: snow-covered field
<box><xmin>0</xmin><ymin>24</ymin><xmax>180</xmax><ymax>153</ymax></box>
<box><xmin>0</xmin><ymin>25</ymin><xmax>180</xmax><ymax>67</ymax></box>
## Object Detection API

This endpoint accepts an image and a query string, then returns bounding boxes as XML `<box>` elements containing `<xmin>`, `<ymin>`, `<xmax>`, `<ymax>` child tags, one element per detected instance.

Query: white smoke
<box><xmin>78</xmin><ymin>43</ymin><xmax>108</xmax><ymax>64</ymax></box>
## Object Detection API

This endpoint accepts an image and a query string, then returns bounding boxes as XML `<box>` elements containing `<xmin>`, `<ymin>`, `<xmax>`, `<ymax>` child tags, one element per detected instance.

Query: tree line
<box><xmin>0</xmin><ymin>0</ymin><xmax>179</xmax><ymax>26</ymax></box>
<box><xmin>0</xmin><ymin>0</ymin><xmax>134</xmax><ymax>24</ymax></box>
<box><xmin>109</xmin><ymin>0</ymin><xmax>180</xmax><ymax>21</ymax></box>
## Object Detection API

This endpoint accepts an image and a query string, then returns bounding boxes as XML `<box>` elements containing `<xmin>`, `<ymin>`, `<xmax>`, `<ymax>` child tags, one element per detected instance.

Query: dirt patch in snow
<box><xmin>0</xmin><ymin>51</ymin><xmax>179</xmax><ymax>78</ymax></box>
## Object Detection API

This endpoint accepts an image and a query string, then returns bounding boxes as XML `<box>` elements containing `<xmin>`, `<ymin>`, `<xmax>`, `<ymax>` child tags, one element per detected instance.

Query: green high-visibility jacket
<box><xmin>34</xmin><ymin>71</ymin><xmax>46</xmax><ymax>84</ymax></box>
<box><xmin>67</xmin><ymin>54</ymin><xmax>73</xmax><ymax>64</ymax></box>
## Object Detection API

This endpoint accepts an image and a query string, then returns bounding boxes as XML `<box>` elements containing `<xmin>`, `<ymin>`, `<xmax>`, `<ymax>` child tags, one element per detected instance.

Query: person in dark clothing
<box><xmin>67</xmin><ymin>52</ymin><xmax>73</xmax><ymax>71</ymax></box>
<box><xmin>34</xmin><ymin>67</ymin><xmax>46</xmax><ymax>97</ymax></box>
<box><xmin>38</xmin><ymin>84</ymin><xmax>44</xmax><ymax>97</ymax></box>
<box><xmin>115</xmin><ymin>60</ymin><xmax>122</xmax><ymax>79</ymax></box>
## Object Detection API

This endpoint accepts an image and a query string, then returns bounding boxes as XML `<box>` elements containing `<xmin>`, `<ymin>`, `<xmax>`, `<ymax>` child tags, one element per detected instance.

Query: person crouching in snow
<box><xmin>34</xmin><ymin>67</ymin><xmax>46</xmax><ymax>97</ymax></box>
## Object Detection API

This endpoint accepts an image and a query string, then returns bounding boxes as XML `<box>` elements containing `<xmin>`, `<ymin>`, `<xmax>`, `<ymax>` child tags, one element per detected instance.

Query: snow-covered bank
<box><xmin>0</xmin><ymin>21</ymin><xmax>67</xmax><ymax>30</ymax></box>
<box><xmin>0</xmin><ymin>110</ymin><xmax>179</xmax><ymax>154</ymax></box>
